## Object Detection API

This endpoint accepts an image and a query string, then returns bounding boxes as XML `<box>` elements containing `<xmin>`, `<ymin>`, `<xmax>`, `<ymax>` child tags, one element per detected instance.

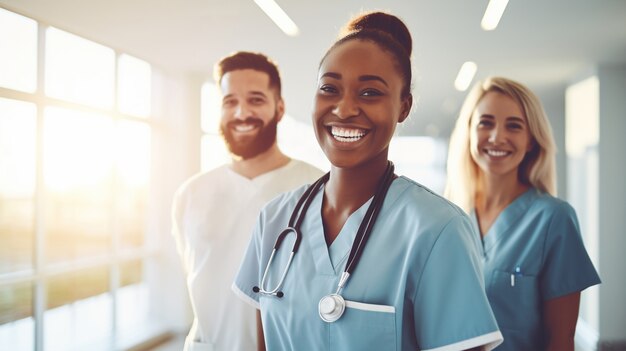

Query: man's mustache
<box><xmin>227</xmin><ymin>117</ymin><xmax>264</xmax><ymax>128</ymax></box>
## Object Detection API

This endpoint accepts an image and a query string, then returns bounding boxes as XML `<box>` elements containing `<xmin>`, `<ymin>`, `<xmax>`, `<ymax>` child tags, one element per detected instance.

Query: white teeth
<box><xmin>234</xmin><ymin>124</ymin><xmax>255</xmax><ymax>132</ymax></box>
<box><xmin>330</xmin><ymin>126</ymin><xmax>367</xmax><ymax>142</ymax></box>
<box><xmin>486</xmin><ymin>149</ymin><xmax>509</xmax><ymax>157</ymax></box>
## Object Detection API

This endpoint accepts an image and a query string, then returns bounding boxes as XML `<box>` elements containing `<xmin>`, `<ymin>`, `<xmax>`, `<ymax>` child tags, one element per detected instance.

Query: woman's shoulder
<box><xmin>527</xmin><ymin>189</ymin><xmax>577</xmax><ymax>219</ymax></box>
<box><xmin>392</xmin><ymin>176</ymin><xmax>469</xmax><ymax>218</ymax></box>
<box><xmin>385</xmin><ymin>177</ymin><xmax>473</xmax><ymax>242</ymax></box>
<box><xmin>262</xmin><ymin>183</ymin><xmax>309</xmax><ymax>214</ymax></box>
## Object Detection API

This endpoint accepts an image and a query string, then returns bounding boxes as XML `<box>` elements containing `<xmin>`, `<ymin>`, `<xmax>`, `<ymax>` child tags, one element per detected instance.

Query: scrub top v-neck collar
<box><xmin>473</xmin><ymin>188</ymin><xmax>536</xmax><ymax>254</ymax></box>
<box><xmin>304</xmin><ymin>183</ymin><xmax>375</xmax><ymax>277</ymax></box>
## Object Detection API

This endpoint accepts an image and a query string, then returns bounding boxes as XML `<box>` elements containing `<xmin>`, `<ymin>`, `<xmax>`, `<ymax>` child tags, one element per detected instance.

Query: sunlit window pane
<box><xmin>117</xmin><ymin>54</ymin><xmax>151</xmax><ymax>117</ymax></box>
<box><xmin>0</xmin><ymin>98</ymin><xmax>36</xmax><ymax>274</ymax></box>
<box><xmin>117</xmin><ymin>261</ymin><xmax>145</xmax><ymax>334</ymax></box>
<box><xmin>116</xmin><ymin>121</ymin><xmax>150</xmax><ymax>249</ymax></box>
<box><xmin>45</xmin><ymin>267</ymin><xmax>112</xmax><ymax>350</ymax></box>
<box><xmin>43</xmin><ymin>107</ymin><xmax>114</xmax><ymax>263</ymax></box>
<box><xmin>201</xmin><ymin>82</ymin><xmax>221</xmax><ymax>134</ymax></box>
<box><xmin>0</xmin><ymin>8</ymin><xmax>37</xmax><ymax>93</ymax></box>
<box><xmin>45</xmin><ymin>27</ymin><xmax>114</xmax><ymax>109</ymax></box>
<box><xmin>0</xmin><ymin>282</ymin><xmax>33</xmax><ymax>350</ymax></box>
<box><xmin>201</xmin><ymin>134</ymin><xmax>230</xmax><ymax>172</ymax></box>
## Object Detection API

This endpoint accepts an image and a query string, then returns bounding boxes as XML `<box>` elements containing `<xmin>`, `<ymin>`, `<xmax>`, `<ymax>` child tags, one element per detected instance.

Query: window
<box><xmin>565</xmin><ymin>76</ymin><xmax>600</xmax><ymax>336</ymax></box>
<box><xmin>0</xmin><ymin>8</ymin><xmax>159</xmax><ymax>350</ymax></box>
<box><xmin>0</xmin><ymin>8</ymin><xmax>37</xmax><ymax>93</ymax></box>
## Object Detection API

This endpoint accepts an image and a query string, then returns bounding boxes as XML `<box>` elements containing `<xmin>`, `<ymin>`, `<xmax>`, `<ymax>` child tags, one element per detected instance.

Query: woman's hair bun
<box><xmin>341</xmin><ymin>11</ymin><xmax>412</xmax><ymax>56</ymax></box>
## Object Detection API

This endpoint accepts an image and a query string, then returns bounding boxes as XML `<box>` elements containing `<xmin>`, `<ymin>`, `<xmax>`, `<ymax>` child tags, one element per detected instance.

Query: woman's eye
<box><xmin>319</xmin><ymin>85</ymin><xmax>338</xmax><ymax>94</ymax></box>
<box><xmin>361</xmin><ymin>89</ymin><xmax>383</xmax><ymax>97</ymax></box>
<box><xmin>507</xmin><ymin>123</ymin><xmax>523</xmax><ymax>130</ymax></box>
<box><xmin>478</xmin><ymin>120</ymin><xmax>493</xmax><ymax>127</ymax></box>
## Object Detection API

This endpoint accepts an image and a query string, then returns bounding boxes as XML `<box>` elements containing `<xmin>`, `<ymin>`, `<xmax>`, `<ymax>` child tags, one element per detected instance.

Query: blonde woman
<box><xmin>445</xmin><ymin>76</ymin><xmax>600</xmax><ymax>351</ymax></box>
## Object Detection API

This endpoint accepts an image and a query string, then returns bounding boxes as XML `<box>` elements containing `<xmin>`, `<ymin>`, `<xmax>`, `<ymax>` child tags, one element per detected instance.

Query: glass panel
<box><xmin>0</xmin><ymin>98</ymin><xmax>36</xmax><ymax>274</ymax></box>
<box><xmin>45</xmin><ymin>27</ymin><xmax>114</xmax><ymax>109</ymax></box>
<box><xmin>43</xmin><ymin>107</ymin><xmax>114</xmax><ymax>263</ymax></box>
<box><xmin>0</xmin><ymin>8</ymin><xmax>37</xmax><ymax>93</ymax></box>
<box><xmin>201</xmin><ymin>82</ymin><xmax>221</xmax><ymax>134</ymax></box>
<box><xmin>0</xmin><ymin>282</ymin><xmax>34</xmax><ymax>351</ymax></box>
<box><xmin>201</xmin><ymin>134</ymin><xmax>230</xmax><ymax>172</ymax></box>
<box><xmin>45</xmin><ymin>266</ymin><xmax>112</xmax><ymax>351</ymax></box>
<box><xmin>117</xmin><ymin>54</ymin><xmax>151</xmax><ymax>117</ymax></box>
<box><xmin>116</xmin><ymin>121</ymin><xmax>150</xmax><ymax>250</ymax></box>
<box><xmin>116</xmin><ymin>281</ymin><xmax>152</xmax><ymax>348</ymax></box>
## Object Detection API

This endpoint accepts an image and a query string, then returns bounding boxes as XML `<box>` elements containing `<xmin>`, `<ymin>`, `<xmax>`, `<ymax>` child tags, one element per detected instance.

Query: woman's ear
<box><xmin>399</xmin><ymin>94</ymin><xmax>413</xmax><ymax>123</ymax></box>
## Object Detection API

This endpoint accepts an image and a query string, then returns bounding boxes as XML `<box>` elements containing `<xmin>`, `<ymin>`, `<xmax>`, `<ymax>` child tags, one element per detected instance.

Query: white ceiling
<box><xmin>2</xmin><ymin>0</ymin><xmax>626</xmax><ymax>137</ymax></box>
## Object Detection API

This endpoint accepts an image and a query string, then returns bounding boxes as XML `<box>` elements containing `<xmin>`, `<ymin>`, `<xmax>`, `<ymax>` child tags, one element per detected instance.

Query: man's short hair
<box><xmin>214</xmin><ymin>51</ymin><xmax>282</xmax><ymax>96</ymax></box>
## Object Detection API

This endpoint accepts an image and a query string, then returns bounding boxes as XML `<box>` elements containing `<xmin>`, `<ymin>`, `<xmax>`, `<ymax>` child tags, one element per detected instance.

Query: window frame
<box><xmin>0</xmin><ymin>9</ymin><xmax>162</xmax><ymax>350</ymax></box>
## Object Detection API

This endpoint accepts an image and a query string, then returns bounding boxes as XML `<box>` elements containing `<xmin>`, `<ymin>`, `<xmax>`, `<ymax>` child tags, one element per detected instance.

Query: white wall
<box><xmin>597</xmin><ymin>65</ymin><xmax>626</xmax><ymax>348</ymax></box>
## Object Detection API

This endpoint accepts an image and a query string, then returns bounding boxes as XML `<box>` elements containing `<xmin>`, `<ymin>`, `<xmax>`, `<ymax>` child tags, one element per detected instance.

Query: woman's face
<box><xmin>469</xmin><ymin>91</ymin><xmax>533</xmax><ymax>180</ymax></box>
<box><xmin>313</xmin><ymin>39</ymin><xmax>411</xmax><ymax>169</ymax></box>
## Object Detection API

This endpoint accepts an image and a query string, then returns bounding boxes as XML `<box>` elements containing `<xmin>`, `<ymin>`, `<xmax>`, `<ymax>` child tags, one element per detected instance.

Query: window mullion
<box><xmin>110</xmin><ymin>51</ymin><xmax>121</xmax><ymax>349</ymax></box>
<box><xmin>33</xmin><ymin>20</ymin><xmax>47</xmax><ymax>351</ymax></box>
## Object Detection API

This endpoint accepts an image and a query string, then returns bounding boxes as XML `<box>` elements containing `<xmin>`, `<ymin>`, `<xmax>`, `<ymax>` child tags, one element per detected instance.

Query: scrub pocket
<box><xmin>488</xmin><ymin>269</ymin><xmax>540</xmax><ymax>330</ymax></box>
<box><xmin>329</xmin><ymin>300</ymin><xmax>396</xmax><ymax>350</ymax></box>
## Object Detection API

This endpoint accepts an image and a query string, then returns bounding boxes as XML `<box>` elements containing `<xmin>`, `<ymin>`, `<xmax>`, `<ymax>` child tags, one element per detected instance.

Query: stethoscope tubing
<box><xmin>255</xmin><ymin>162</ymin><xmax>395</xmax><ymax>324</ymax></box>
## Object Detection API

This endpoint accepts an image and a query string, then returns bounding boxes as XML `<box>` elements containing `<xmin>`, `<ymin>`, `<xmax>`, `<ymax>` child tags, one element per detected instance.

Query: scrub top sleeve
<box><xmin>413</xmin><ymin>215</ymin><xmax>502</xmax><ymax>351</ymax></box>
<box><xmin>232</xmin><ymin>213</ymin><xmax>264</xmax><ymax>310</ymax></box>
<box><xmin>540</xmin><ymin>202</ymin><xmax>601</xmax><ymax>300</ymax></box>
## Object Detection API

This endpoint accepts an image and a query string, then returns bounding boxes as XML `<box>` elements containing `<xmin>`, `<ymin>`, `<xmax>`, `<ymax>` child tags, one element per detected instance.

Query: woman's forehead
<box><xmin>319</xmin><ymin>40</ymin><xmax>399</xmax><ymax>78</ymax></box>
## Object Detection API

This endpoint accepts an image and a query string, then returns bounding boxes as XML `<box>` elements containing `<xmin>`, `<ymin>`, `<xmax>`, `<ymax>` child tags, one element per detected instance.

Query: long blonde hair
<box><xmin>444</xmin><ymin>76</ymin><xmax>556</xmax><ymax>213</ymax></box>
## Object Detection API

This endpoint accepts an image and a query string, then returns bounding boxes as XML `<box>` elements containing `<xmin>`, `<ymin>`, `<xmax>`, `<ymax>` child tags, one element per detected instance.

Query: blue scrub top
<box><xmin>234</xmin><ymin>176</ymin><xmax>502</xmax><ymax>351</ymax></box>
<box><xmin>471</xmin><ymin>188</ymin><xmax>601</xmax><ymax>351</ymax></box>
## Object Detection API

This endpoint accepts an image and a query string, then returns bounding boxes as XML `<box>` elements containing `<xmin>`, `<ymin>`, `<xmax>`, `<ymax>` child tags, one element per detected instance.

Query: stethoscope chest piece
<box><xmin>319</xmin><ymin>294</ymin><xmax>346</xmax><ymax>323</ymax></box>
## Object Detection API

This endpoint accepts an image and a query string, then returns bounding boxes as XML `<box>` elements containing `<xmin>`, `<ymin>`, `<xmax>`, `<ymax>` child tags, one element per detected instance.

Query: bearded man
<box><xmin>171</xmin><ymin>52</ymin><xmax>322</xmax><ymax>351</ymax></box>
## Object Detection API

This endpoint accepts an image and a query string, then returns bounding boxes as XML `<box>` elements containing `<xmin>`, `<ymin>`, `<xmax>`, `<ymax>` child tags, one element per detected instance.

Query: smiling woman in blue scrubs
<box><xmin>445</xmin><ymin>77</ymin><xmax>601</xmax><ymax>351</ymax></box>
<box><xmin>233</xmin><ymin>11</ymin><xmax>502</xmax><ymax>351</ymax></box>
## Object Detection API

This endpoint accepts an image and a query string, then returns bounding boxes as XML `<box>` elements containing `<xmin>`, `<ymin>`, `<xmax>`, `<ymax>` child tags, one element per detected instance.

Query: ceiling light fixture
<box><xmin>254</xmin><ymin>0</ymin><xmax>299</xmax><ymax>37</ymax></box>
<box><xmin>481</xmin><ymin>0</ymin><xmax>509</xmax><ymax>31</ymax></box>
<box><xmin>454</xmin><ymin>61</ymin><xmax>478</xmax><ymax>91</ymax></box>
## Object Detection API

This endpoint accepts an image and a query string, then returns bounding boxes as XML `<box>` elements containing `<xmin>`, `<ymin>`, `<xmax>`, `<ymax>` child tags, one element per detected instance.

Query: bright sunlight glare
<box><xmin>45</xmin><ymin>27</ymin><xmax>115</xmax><ymax>109</ymax></box>
<box><xmin>116</xmin><ymin>120</ymin><xmax>151</xmax><ymax>187</ymax></box>
<box><xmin>43</xmin><ymin>107</ymin><xmax>114</xmax><ymax>192</ymax></box>
<box><xmin>0</xmin><ymin>98</ymin><xmax>36</xmax><ymax>198</ymax></box>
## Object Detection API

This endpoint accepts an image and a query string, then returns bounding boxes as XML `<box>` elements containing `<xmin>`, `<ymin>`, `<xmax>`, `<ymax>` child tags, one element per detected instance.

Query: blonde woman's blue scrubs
<box><xmin>471</xmin><ymin>188</ymin><xmax>601</xmax><ymax>351</ymax></box>
<box><xmin>233</xmin><ymin>177</ymin><xmax>503</xmax><ymax>351</ymax></box>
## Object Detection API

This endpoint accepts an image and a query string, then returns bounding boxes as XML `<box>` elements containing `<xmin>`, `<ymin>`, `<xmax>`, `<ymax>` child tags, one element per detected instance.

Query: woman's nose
<box><xmin>488</xmin><ymin>126</ymin><xmax>504</xmax><ymax>143</ymax></box>
<box><xmin>332</xmin><ymin>96</ymin><xmax>359</xmax><ymax>119</ymax></box>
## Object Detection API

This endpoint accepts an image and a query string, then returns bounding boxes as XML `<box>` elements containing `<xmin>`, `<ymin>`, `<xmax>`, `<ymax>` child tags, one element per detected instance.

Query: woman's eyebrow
<box><xmin>320</xmin><ymin>72</ymin><xmax>341</xmax><ymax>80</ymax></box>
<box><xmin>359</xmin><ymin>75</ymin><xmax>388</xmax><ymax>87</ymax></box>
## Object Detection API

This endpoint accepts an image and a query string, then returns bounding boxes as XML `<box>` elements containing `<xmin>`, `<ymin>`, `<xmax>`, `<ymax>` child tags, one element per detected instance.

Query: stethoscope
<box><xmin>253</xmin><ymin>161</ymin><xmax>395</xmax><ymax>323</ymax></box>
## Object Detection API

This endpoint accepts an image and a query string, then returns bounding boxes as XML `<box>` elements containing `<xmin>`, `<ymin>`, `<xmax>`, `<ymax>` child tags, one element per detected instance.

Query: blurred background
<box><xmin>0</xmin><ymin>0</ymin><xmax>624</xmax><ymax>350</ymax></box>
